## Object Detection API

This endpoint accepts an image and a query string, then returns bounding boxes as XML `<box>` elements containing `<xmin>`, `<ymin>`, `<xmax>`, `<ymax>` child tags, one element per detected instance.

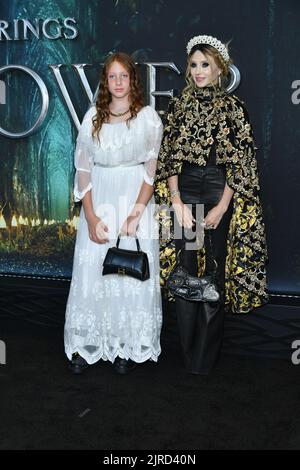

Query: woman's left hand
<box><xmin>203</xmin><ymin>203</ymin><xmax>227</xmax><ymax>230</ymax></box>
<box><xmin>120</xmin><ymin>212</ymin><xmax>141</xmax><ymax>236</ymax></box>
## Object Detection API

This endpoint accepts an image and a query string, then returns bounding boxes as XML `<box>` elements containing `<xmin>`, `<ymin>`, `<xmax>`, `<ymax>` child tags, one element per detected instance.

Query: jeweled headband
<box><xmin>186</xmin><ymin>35</ymin><xmax>230</xmax><ymax>63</ymax></box>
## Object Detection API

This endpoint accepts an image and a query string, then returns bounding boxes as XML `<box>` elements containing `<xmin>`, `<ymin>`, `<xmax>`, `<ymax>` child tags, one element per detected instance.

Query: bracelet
<box><xmin>170</xmin><ymin>189</ymin><xmax>180</xmax><ymax>199</ymax></box>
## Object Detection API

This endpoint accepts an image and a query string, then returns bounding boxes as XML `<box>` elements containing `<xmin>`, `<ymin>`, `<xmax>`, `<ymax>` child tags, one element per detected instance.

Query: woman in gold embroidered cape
<box><xmin>154</xmin><ymin>85</ymin><xmax>269</xmax><ymax>314</ymax></box>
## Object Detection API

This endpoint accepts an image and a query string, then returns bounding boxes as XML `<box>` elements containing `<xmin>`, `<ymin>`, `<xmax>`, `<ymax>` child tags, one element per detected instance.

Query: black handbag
<box><xmin>166</xmin><ymin>230</ymin><xmax>220</xmax><ymax>302</ymax></box>
<box><xmin>102</xmin><ymin>234</ymin><xmax>150</xmax><ymax>281</ymax></box>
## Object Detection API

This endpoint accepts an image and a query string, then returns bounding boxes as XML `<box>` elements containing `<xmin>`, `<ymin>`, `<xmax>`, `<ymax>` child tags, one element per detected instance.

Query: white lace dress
<box><xmin>64</xmin><ymin>105</ymin><xmax>163</xmax><ymax>364</ymax></box>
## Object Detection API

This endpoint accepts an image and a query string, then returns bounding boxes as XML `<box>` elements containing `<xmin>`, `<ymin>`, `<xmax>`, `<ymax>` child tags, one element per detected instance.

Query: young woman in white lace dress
<box><xmin>64</xmin><ymin>52</ymin><xmax>163</xmax><ymax>374</ymax></box>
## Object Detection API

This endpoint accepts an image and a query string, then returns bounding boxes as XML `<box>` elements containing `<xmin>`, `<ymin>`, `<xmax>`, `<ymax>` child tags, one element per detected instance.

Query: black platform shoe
<box><xmin>113</xmin><ymin>357</ymin><xmax>137</xmax><ymax>375</ymax></box>
<box><xmin>68</xmin><ymin>352</ymin><xmax>89</xmax><ymax>375</ymax></box>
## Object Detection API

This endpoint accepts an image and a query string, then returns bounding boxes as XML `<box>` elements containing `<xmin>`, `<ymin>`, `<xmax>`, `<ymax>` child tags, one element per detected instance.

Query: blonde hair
<box><xmin>183</xmin><ymin>43</ymin><xmax>232</xmax><ymax>94</ymax></box>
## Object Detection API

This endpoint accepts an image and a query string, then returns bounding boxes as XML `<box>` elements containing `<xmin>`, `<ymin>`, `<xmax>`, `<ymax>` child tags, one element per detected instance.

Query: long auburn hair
<box><xmin>183</xmin><ymin>43</ymin><xmax>232</xmax><ymax>94</ymax></box>
<box><xmin>92</xmin><ymin>52</ymin><xmax>144</xmax><ymax>139</ymax></box>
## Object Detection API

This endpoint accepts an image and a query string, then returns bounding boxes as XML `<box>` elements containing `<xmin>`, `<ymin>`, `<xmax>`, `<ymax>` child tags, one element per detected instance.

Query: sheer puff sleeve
<box><xmin>73</xmin><ymin>107</ymin><xmax>96</xmax><ymax>202</ymax></box>
<box><xmin>142</xmin><ymin>106</ymin><xmax>163</xmax><ymax>186</ymax></box>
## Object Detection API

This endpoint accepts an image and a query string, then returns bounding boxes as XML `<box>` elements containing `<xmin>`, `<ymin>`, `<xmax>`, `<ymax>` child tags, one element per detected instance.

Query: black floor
<box><xmin>1</xmin><ymin>313</ymin><xmax>300</xmax><ymax>450</ymax></box>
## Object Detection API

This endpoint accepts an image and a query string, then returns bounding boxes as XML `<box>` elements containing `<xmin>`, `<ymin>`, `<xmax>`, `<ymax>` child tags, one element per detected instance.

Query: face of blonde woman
<box><xmin>107</xmin><ymin>61</ymin><xmax>131</xmax><ymax>99</ymax></box>
<box><xmin>189</xmin><ymin>50</ymin><xmax>221</xmax><ymax>88</ymax></box>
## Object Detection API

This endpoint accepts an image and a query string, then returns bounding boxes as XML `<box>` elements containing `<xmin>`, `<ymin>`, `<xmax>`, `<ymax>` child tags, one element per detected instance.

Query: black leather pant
<box><xmin>175</xmin><ymin>162</ymin><xmax>233</xmax><ymax>374</ymax></box>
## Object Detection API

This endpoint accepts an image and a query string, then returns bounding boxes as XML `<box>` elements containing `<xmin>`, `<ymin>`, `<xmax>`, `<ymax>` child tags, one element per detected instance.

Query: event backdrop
<box><xmin>0</xmin><ymin>0</ymin><xmax>299</xmax><ymax>297</ymax></box>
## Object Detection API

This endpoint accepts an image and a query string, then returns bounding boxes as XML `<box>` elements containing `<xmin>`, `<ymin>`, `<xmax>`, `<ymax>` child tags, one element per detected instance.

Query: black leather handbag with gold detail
<box><xmin>166</xmin><ymin>231</ymin><xmax>220</xmax><ymax>302</ymax></box>
<box><xmin>102</xmin><ymin>234</ymin><xmax>150</xmax><ymax>281</ymax></box>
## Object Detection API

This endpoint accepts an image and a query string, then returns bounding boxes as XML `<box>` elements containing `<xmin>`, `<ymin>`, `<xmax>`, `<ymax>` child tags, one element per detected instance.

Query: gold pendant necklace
<box><xmin>109</xmin><ymin>108</ymin><xmax>130</xmax><ymax>117</ymax></box>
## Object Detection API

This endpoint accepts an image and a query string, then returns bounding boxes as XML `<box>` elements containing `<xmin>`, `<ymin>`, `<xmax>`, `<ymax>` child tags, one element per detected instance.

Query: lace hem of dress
<box><xmin>65</xmin><ymin>342</ymin><xmax>161</xmax><ymax>364</ymax></box>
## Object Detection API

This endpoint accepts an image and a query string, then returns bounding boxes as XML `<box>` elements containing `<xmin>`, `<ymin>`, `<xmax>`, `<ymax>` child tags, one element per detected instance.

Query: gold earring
<box><xmin>218</xmin><ymin>74</ymin><xmax>222</xmax><ymax>88</ymax></box>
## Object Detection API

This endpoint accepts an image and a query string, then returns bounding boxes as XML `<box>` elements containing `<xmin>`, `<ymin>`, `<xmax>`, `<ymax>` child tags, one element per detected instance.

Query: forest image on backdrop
<box><xmin>0</xmin><ymin>0</ymin><xmax>182</xmax><ymax>277</ymax></box>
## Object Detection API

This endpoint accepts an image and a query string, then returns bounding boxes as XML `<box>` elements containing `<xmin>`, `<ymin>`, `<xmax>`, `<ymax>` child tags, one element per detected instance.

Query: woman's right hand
<box><xmin>172</xmin><ymin>196</ymin><xmax>195</xmax><ymax>229</ymax></box>
<box><xmin>86</xmin><ymin>214</ymin><xmax>109</xmax><ymax>244</ymax></box>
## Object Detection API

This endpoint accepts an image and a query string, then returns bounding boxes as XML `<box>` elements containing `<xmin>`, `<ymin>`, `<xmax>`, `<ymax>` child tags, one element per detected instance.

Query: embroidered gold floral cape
<box><xmin>153</xmin><ymin>86</ymin><xmax>269</xmax><ymax>314</ymax></box>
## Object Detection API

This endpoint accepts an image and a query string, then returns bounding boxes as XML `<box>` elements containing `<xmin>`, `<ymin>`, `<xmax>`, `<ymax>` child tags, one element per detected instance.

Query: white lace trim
<box><xmin>91</xmin><ymin>105</ymin><xmax>162</xmax><ymax>154</ymax></box>
<box><xmin>65</xmin><ymin>343</ymin><xmax>161</xmax><ymax>365</ymax></box>
<box><xmin>74</xmin><ymin>181</ymin><xmax>92</xmax><ymax>202</ymax></box>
